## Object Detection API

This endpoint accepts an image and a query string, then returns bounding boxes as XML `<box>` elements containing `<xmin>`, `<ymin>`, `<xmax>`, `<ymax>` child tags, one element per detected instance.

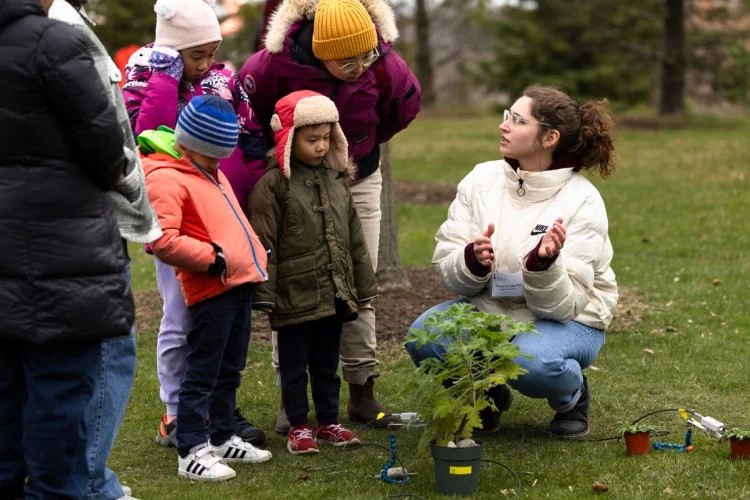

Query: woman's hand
<box><xmin>473</xmin><ymin>223</ymin><xmax>495</xmax><ymax>267</ymax></box>
<box><xmin>538</xmin><ymin>218</ymin><xmax>566</xmax><ymax>258</ymax></box>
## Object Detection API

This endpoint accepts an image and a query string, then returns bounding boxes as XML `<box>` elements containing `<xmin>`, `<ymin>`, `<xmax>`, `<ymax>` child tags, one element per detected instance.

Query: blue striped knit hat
<box><xmin>175</xmin><ymin>95</ymin><xmax>238</xmax><ymax>159</ymax></box>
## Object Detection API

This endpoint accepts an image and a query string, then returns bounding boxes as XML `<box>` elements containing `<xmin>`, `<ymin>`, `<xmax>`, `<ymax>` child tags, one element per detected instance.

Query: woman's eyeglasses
<box><xmin>334</xmin><ymin>49</ymin><xmax>380</xmax><ymax>74</ymax></box>
<box><xmin>503</xmin><ymin>109</ymin><xmax>550</xmax><ymax>128</ymax></box>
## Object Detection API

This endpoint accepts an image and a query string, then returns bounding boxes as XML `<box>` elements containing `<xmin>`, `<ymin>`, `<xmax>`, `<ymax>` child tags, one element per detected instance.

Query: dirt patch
<box><xmin>134</xmin><ymin>269</ymin><xmax>643</xmax><ymax>346</ymax></box>
<box><xmin>394</xmin><ymin>180</ymin><xmax>456</xmax><ymax>205</ymax></box>
<box><xmin>134</xmin><ymin>268</ymin><xmax>453</xmax><ymax>346</ymax></box>
<box><xmin>610</xmin><ymin>287</ymin><xmax>647</xmax><ymax>331</ymax></box>
<box><xmin>374</xmin><ymin>268</ymin><xmax>456</xmax><ymax>343</ymax></box>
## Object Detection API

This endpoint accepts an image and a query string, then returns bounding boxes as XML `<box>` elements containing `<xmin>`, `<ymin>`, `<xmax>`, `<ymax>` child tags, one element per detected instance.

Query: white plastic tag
<box><xmin>491</xmin><ymin>271</ymin><xmax>524</xmax><ymax>298</ymax></box>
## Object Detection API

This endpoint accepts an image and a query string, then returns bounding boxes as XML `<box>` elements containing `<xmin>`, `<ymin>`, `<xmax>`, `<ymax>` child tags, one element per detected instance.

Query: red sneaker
<box><xmin>287</xmin><ymin>424</ymin><xmax>319</xmax><ymax>455</ymax></box>
<box><xmin>315</xmin><ymin>423</ymin><xmax>361</xmax><ymax>447</ymax></box>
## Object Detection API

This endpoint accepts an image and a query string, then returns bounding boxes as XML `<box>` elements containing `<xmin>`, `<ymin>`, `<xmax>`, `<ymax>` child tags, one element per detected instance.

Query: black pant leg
<box><xmin>277</xmin><ymin>324</ymin><xmax>311</xmax><ymax>427</ymax></box>
<box><xmin>308</xmin><ymin>316</ymin><xmax>342</xmax><ymax>426</ymax></box>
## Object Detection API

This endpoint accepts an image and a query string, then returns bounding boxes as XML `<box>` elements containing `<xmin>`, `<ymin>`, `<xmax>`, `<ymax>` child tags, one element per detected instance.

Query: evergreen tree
<box><xmin>87</xmin><ymin>0</ymin><xmax>157</xmax><ymax>53</ymax></box>
<box><xmin>475</xmin><ymin>0</ymin><xmax>663</xmax><ymax>105</ymax></box>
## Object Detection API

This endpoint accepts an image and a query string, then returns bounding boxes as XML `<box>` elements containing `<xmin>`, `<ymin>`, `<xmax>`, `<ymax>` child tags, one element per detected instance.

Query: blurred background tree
<box><xmin>86</xmin><ymin>0</ymin><xmax>262</xmax><ymax>69</ymax></box>
<box><xmin>84</xmin><ymin>0</ymin><xmax>750</xmax><ymax>114</ymax></box>
<box><xmin>82</xmin><ymin>0</ymin><xmax>749</xmax><ymax>286</ymax></box>
<box><xmin>214</xmin><ymin>1</ymin><xmax>263</xmax><ymax>69</ymax></box>
<box><xmin>471</xmin><ymin>0</ymin><xmax>750</xmax><ymax>114</ymax></box>
<box><xmin>87</xmin><ymin>0</ymin><xmax>157</xmax><ymax>51</ymax></box>
<box><xmin>473</xmin><ymin>0</ymin><xmax>665</xmax><ymax>109</ymax></box>
<box><xmin>688</xmin><ymin>0</ymin><xmax>750</xmax><ymax>106</ymax></box>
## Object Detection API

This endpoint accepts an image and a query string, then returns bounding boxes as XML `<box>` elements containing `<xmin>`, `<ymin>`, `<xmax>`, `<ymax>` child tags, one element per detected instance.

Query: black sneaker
<box><xmin>549</xmin><ymin>376</ymin><xmax>590</xmax><ymax>438</ymax></box>
<box><xmin>234</xmin><ymin>407</ymin><xmax>266</xmax><ymax>445</ymax></box>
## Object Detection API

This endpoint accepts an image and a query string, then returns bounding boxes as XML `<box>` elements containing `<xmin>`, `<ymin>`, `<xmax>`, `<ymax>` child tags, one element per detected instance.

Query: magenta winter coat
<box><xmin>122</xmin><ymin>44</ymin><xmax>266</xmax><ymax>213</ymax></box>
<box><xmin>238</xmin><ymin>0</ymin><xmax>421</xmax><ymax>182</ymax></box>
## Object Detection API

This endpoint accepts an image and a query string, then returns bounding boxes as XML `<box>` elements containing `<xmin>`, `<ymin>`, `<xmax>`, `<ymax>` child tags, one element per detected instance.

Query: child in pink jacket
<box><xmin>123</xmin><ymin>0</ymin><xmax>266</xmax><ymax>210</ymax></box>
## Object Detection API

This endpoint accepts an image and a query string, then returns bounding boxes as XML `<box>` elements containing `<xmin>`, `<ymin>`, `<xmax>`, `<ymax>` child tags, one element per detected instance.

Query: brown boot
<box><xmin>275</xmin><ymin>397</ymin><xmax>290</xmax><ymax>435</ymax></box>
<box><xmin>347</xmin><ymin>376</ymin><xmax>398</xmax><ymax>426</ymax></box>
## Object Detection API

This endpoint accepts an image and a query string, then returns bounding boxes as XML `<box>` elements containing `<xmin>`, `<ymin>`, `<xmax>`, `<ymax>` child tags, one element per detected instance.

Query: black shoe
<box><xmin>234</xmin><ymin>407</ymin><xmax>266</xmax><ymax>445</ymax></box>
<box><xmin>479</xmin><ymin>384</ymin><xmax>513</xmax><ymax>433</ymax></box>
<box><xmin>549</xmin><ymin>376</ymin><xmax>590</xmax><ymax>438</ymax></box>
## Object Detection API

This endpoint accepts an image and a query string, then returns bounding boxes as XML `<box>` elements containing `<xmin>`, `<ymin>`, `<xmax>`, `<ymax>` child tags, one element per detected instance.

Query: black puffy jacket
<box><xmin>0</xmin><ymin>0</ymin><xmax>134</xmax><ymax>344</ymax></box>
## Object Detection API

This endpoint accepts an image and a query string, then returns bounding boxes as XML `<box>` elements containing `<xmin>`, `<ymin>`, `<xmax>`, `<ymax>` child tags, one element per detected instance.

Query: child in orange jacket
<box><xmin>142</xmin><ymin>95</ymin><xmax>271</xmax><ymax>482</ymax></box>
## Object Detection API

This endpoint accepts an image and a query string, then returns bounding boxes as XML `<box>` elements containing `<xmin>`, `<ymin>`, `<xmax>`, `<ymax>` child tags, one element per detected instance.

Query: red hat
<box><xmin>270</xmin><ymin>90</ymin><xmax>348</xmax><ymax>179</ymax></box>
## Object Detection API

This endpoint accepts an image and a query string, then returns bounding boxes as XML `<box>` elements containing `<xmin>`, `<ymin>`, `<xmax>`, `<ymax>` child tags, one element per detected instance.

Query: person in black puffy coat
<box><xmin>0</xmin><ymin>0</ymin><xmax>134</xmax><ymax>498</ymax></box>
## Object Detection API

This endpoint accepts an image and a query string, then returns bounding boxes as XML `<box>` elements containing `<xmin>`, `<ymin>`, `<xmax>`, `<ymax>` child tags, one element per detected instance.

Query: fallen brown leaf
<box><xmin>592</xmin><ymin>481</ymin><xmax>609</xmax><ymax>492</ymax></box>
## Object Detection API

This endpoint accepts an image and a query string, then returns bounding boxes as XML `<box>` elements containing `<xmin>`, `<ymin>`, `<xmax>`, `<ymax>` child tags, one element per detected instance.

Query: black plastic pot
<box><xmin>431</xmin><ymin>439</ymin><xmax>485</xmax><ymax>496</ymax></box>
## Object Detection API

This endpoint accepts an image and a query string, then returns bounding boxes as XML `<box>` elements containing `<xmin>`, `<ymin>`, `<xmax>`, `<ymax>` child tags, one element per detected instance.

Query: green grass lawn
<box><xmin>118</xmin><ymin>111</ymin><xmax>750</xmax><ymax>499</ymax></box>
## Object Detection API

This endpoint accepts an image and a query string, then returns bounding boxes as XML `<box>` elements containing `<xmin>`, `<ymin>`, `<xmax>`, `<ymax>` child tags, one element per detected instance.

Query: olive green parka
<box><xmin>248</xmin><ymin>155</ymin><xmax>378</xmax><ymax>329</ymax></box>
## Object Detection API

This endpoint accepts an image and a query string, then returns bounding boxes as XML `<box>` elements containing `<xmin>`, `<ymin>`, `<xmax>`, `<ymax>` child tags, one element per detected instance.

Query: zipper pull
<box><xmin>517</xmin><ymin>178</ymin><xmax>526</xmax><ymax>196</ymax></box>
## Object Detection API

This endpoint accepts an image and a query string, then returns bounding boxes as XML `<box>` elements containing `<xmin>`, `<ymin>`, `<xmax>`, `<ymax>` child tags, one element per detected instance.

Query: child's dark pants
<box><xmin>176</xmin><ymin>284</ymin><xmax>252</xmax><ymax>458</ymax></box>
<box><xmin>277</xmin><ymin>315</ymin><xmax>342</xmax><ymax>427</ymax></box>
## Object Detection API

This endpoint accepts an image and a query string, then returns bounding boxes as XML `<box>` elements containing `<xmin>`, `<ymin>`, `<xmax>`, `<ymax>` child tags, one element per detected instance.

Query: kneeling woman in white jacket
<box><xmin>405</xmin><ymin>85</ymin><xmax>618</xmax><ymax>438</ymax></box>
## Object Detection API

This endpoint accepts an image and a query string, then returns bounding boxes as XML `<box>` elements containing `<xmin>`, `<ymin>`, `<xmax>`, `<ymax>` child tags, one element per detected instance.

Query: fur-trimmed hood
<box><xmin>264</xmin><ymin>0</ymin><xmax>398</xmax><ymax>54</ymax></box>
<box><xmin>270</xmin><ymin>90</ymin><xmax>352</xmax><ymax>179</ymax></box>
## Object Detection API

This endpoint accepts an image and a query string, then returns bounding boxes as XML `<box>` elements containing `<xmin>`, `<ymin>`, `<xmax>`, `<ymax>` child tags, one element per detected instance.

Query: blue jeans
<box><xmin>177</xmin><ymin>285</ymin><xmax>253</xmax><ymax>457</ymax></box>
<box><xmin>0</xmin><ymin>339</ymin><xmax>102</xmax><ymax>500</ymax></box>
<box><xmin>84</xmin><ymin>260</ymin><xmax>136</xmax><ymax>499</ymax></box>
<box><xmin>404</xmin><ymin>298</ymin><xmax>605</xmax><ymax>412</ymax></box>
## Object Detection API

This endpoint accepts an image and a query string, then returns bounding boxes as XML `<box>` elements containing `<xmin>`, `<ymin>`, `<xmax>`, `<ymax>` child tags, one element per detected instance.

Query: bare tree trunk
<box><xmin>415</xmin><ymin>0</ymin><xmax>436</xmax><ymax>106</ymax></box>
<box><xmin>659</xmin><ymin>0</ymin><xmax>686</xmax><ymax>115</ymax></box>
<box><xmin>376</xmin><ymin>142</ymin><xmax>410</xmax><ymax>291</ymax></box>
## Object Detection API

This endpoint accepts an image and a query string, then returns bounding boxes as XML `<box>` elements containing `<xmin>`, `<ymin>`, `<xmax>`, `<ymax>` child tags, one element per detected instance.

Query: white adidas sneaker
<box><xmin>211</xmin><ymin>435</ymin><xmax>273</xmax><ymax>463</ymax></box>
<box><xmin>178</xmin><ymin>444</ymin><xmax>236</xmax><ymax>482</ymax></box>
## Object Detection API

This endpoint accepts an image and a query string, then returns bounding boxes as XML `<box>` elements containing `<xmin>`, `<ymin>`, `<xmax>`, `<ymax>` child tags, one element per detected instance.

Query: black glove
<box><xmin>207</xmin><ymin>242</ymin><xmax>227</xmax><ymax>283</ymax></box>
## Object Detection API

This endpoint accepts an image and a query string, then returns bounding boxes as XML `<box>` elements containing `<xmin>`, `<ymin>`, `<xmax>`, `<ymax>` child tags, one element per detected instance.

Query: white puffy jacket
<box><xmin>433</xmin><ymin>160</ymin><xmax>618</xmax><ymax>330</ymax></box>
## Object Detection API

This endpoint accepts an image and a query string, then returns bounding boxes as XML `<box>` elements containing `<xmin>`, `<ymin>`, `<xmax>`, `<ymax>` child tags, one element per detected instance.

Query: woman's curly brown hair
<box><xmin>523</xmin><ymin>85</ymin><xmax>616</xmax><ymax>178</ymax></box>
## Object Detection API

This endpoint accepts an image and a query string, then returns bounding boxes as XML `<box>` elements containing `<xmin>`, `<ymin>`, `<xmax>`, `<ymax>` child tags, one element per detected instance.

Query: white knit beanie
<box><xmin>154</xmin><ymin>0</ymin><xmax>222</xmax><ymax>51</ymax></box>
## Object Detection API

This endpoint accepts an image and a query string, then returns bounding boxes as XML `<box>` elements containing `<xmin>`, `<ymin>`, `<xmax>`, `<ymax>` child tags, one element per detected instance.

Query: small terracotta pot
<box><xmin>729</xmin><ymin>437</ymin><xmax>750</xmax><ymax>459</ymax></box>
<box><xmin>624</xmin><ymin>431</ymin><xmax>650</xmax><ymax>456</ymax></box>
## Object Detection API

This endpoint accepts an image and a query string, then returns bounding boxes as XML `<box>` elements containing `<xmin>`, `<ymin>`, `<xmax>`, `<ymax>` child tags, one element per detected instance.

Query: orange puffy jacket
<box><xmin>143</xmin><ymin>153</ymin><xmax>267</xmax><ymax>306</ymax></box>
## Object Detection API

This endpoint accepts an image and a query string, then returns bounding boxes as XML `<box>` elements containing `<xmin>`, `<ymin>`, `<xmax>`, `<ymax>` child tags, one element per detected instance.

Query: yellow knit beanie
<box><xmin>312</xmin><ymin>0</ymin><xmax>377</xmax><ymax>61</ymax></box>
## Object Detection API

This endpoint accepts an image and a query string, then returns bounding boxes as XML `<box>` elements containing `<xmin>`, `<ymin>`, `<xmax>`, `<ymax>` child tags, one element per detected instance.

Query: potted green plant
<box><xmin>724</xmin><ymin>428</ymin><xmax>750</xmax><ymax>459</ymax></box>
<box><xmin>404</xmin><ymin>303</ymin><xmax>533</xmax><ymax>496</ymax></box>
<box><xmin>619</xmin><ymin>423</ymin><xmax>659</xmax><ymax>456</ymax></box>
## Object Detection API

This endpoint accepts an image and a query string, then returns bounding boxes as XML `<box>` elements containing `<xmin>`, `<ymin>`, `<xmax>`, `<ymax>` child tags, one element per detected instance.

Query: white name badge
<box><xmin>491</xmin><ymin>272</ymin><xmax>524</xmax><ymax>298</ymax></box>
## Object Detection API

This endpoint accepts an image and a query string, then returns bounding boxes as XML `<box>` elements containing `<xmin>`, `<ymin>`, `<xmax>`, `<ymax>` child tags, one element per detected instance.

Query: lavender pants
<box><xmin>154</xmin><ymin>257</ymin><xmax>190</xmax><ymax>416</ymax></box>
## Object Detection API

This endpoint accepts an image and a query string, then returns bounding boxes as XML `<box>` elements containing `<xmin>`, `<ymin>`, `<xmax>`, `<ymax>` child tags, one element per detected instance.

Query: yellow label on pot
<box><xmin>449</xmin><ymin>466</ymin><xmax>472</xmax><ymax>475</ymax></box>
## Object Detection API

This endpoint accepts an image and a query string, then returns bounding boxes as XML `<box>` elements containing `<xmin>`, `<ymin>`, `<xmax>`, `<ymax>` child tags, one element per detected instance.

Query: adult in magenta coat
<box><xmin>239</xmin><ymin>0</ymin><xmax>421</xmax><ymax>431</ymax></box>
